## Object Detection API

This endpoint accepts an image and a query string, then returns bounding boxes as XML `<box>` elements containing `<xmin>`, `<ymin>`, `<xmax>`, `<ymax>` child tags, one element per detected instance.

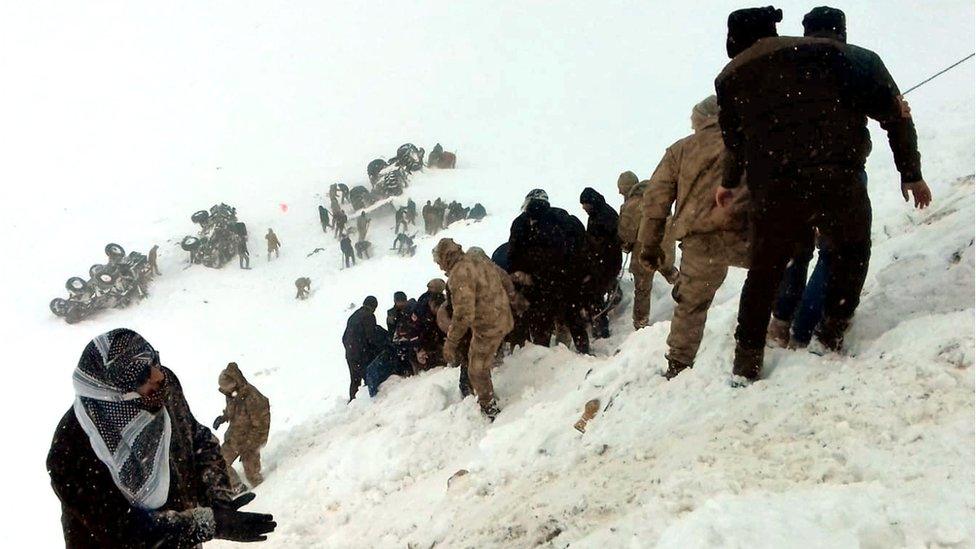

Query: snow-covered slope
<box><xmin>1</xmin><ymin>1</ymin><xmax>973</xmax><ymax>547</ymax></box>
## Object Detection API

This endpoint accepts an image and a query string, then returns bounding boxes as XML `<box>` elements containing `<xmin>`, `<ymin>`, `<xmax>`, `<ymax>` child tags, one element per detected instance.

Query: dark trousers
<box><xmin>527</xmin><ymin>290</ymin><xmax>590</xmax><ymax>354</ymax></box>
<box><xmin>774</xmin><ymin>246</ymin><xmax>831</xmax><ymax>346</ymax></box>
<box><xmin>735</xmin><ymin>171</ymin><xmax>871</xmax><ymax>350</ymax></box>
<box><xmin>346</xmin><ymin>354</ymin><xmax>364</xmax><ymax>402</ymax></box>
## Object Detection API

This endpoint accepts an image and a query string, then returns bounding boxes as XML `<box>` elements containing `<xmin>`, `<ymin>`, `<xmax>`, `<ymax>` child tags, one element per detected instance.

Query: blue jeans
<box><xmin>773</xmin><ymin>250</ymin><xmax>830</xmax><ymax>345</ymax></box>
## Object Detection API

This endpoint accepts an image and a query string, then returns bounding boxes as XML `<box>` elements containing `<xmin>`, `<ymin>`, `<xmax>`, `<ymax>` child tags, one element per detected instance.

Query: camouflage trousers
<box><xmin>221</xmin><ymin>441</ymin><xmax>263</xmax><ymax>490</ymax></box>
<box><xmin>465</xmin><ymin>331</ymin><xmax>506</xmax><ymax>408</ymax></box>
<box><xmin>631</xmin><ymin>236</ymin><xmax>676</xmax><ymax>329</ymax></box>
<box><xmin>667</xmin><ymin>232</ymin><xmax>749</xmax><ymax>365</ymax></box>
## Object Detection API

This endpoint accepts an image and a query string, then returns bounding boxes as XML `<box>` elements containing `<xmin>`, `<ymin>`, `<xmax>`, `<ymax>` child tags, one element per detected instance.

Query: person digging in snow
<box><xmin>47</xmin><ymin>328</ymin><xmax>276</xmax><ymax>546</ymax></box>
<box><xmin>213</xmin><ymin>362</ymin><xmax>271</xmax><ymax>493</ymax></box>
<box><xmin>295</xmin><ymin>277</ymin><xmax>311</xmax><ymax>300</ymax></box>
<box><xmin>433</xmin><ymin>238</ymin><xmax>516</xmax><ymax>420</ymax></box>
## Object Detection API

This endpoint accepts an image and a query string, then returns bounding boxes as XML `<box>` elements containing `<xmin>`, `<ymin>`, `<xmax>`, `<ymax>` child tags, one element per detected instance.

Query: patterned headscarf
<box><xmin>72</xmin><ymin>329</ymin><xmax>172</xmax><ymax>510</ymax></box>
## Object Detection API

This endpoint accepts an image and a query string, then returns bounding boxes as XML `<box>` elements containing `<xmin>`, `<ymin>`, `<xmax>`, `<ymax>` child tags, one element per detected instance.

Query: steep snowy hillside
<box><xmin>1</xmin><ymin>1</ymin><xmax>973</xmax><ymax>548</ymax></box>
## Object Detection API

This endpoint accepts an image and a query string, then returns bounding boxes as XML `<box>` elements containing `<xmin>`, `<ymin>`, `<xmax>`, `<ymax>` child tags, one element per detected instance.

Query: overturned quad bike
<box><xmin>180</xmin><ymin>203</ymin><xmax>243</xmax><ymax>268</ymax></box>
<box><xmin>50</xmin><ymin>243</ymin><xmax>154</xmax><ymax>324</ymax></box>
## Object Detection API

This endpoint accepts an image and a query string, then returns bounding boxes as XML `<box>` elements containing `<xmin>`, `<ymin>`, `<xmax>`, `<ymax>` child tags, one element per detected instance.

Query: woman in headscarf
<box><xmin>47</xmin><ymin>328</ymin><xmax>276</xmax><ymax>547</ymax></box>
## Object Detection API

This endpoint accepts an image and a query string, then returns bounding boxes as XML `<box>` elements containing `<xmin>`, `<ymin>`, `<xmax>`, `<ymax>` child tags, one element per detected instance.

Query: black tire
<box><xmin>89</xmin><ymin>264</ymin><xmax>105</xmax><ymax>278</ymax></box>
<box><xmin>65</xmin><ymin>306</ymin><xmax>83</xmax><ymax>324</ymax></box>
<box><xmin>50</xmin><ymin>298</ymin><xmax>70</xmax><ymax>317</ymax></box>
<box><xmin>66</xmin><ymin>277</ymin><xmax>88</xmax><ymax>294</ymax></box>
<box><xmin>181</xmin><ymin>236</ymin><xmax>201</xmax><ymax>251</ymax></box>
<box><xmin>191</xmin><ymin>210</ymin><xmax>210</xmax><ymax>224</ymax></box>
<box><xmin>105</xmin><ymin>243</ymin><xmax>126</xmax><ymax>260</ymax></box>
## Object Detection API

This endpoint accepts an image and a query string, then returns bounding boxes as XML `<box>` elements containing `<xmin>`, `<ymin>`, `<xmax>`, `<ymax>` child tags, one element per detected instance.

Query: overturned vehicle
<box><xmin>50</xmin><ymin>243</ymin><xmax>154</xmax><ymax>324</ymax></box>
<box><xmin>180</xmin><ymin>203</ymin><xmax>244</xmax><ymax>268</ymax></box>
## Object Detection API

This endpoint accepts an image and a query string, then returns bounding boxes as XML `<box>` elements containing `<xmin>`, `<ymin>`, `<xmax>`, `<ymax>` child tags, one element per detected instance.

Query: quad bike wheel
<box><xmin>94</xmin><ymin>271</ymin><xmax>117</xmax><ymax>289</ymax></box>
<box><xmin>191</xmin><ymin>210</ymin><xmax>210</xmax><ymax>224</ymax></box>
<box><xmin>66</xmin><ymin>277</ymin><xmax>88</xmax><ymax>294</ymax></box>
<box><xmin>89</xmin><ymin>263</ymin><xmax>105</xmax><ymax>278</ymax></box>
<box><xmin>105</xmin><ymin>243</ymin><xmax>126</xmax><ymax>260</ymax></box>
<box><xmin>181</xmin><ymin>236</ymin><xmax>201</xmax><ymax>251</ymax></box>
<box><xmin>50</xmin><ymin>298</ymin><xmax>70</xmax><ymax>317</ymax></box>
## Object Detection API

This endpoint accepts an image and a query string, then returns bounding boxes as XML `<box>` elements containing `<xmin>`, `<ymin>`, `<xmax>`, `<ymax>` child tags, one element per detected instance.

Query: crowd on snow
<box><xmin>46</xmin><ymin>6</ymin><xmax>931</xmax><ymax>546</ymax></box>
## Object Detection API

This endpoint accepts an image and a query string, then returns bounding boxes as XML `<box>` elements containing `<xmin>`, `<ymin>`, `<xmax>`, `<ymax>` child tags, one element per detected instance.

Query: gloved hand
<box><xmin>212</xmin><ymin>416</ymin><xmax>226</xmax><ymax>430</ymax></box>
<box><xmin>215</xmin><ymin>492</ymin><xmax>256</xmax><ymax>511</ymax></box>
<box><xmin>213</xmin><ymin>505</ymin><xmax>276</xmax><ymax>542</ymax></box>
<box><xmin>443</xmin><ymin>341</ymin><xmax>458</xmax><ymax>365</ymax></box>
<box><xmin>639</xmin><ymin>243</ymin><xmax>665</xmax><ymax>272</ymax></box>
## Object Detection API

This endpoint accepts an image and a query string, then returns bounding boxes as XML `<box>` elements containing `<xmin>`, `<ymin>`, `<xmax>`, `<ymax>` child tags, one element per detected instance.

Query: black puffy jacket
<box><xmin>580</xmin><ymin>187</ymin><xmax>623</xmax><ymax>293</ymax></box>
<box><xmin>507</xmin><ymin>204</ymin><xmax>586</xmax><ymax>297</ymax></box>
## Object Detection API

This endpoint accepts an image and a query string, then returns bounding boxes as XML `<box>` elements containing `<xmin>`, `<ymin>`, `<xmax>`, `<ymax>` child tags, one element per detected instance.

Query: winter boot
<box><xmin>663</xmin><ymin>356</ymin><xmax>693</xmax><ymax>380</ymax></box>
<box><xmin>766</xmin><ymin>317</ymin><xmax>791</xmax><ymax>349</ymax></box>
<box><xmin>574</xmin><ymin>399</ymin><xmax>601</xmax><ymax>433</ymax></box>
<box><xmin>810</xmin><ymin>316</ymin><xmax>851</xmax><ymax>355</ymax></box>
<box><xmin>481</xmin><ymin>399</ymin><xmax>501</xmax><ymax>422</ymax></box>
<box><xmin>730</xmin><ymin>344</ymin><xmax>764</xmax><ymax>387</ymax></box>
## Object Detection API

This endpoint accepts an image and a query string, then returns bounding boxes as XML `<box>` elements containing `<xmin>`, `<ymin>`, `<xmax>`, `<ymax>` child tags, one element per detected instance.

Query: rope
<box><xmin>902</xmin><ymin>52</ymin><xmax>975</xmax><ymax>95</ymax></box>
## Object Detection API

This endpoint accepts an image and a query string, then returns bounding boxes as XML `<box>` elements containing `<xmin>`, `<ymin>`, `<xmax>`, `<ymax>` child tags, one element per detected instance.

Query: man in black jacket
<box><xmin>342</xmin><ymin>296</ymin><xmax>382</xmax><ymax>401</ymax></box>
<box><xmin>508</xmin><ymin>189</ymin><xmax>590</xmax><ymax>354</ymax></box>
<box><xmin>714</xmin><ymin>6</ymin><xmax>931</xmax><ymax>383</ymax></box>
<box><xmin>580</xmin><ymin>187</ymin><xmax>623</xmax><ymax>339</ymax></box>
<box><xmin>48</xmin><ymin>328</ymin><xmax>275</xmax><ymax>547</ymax></box>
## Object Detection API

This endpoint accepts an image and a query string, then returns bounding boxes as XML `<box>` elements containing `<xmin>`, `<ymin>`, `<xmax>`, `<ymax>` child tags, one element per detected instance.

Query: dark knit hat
<box><xmin>726</xmin><ymin>6</ymin><xmax>783</xmax><ymax>58</ymax></box>
<box><xmin>393</xmin><ymin>291</ymin><xmax>407</xmax><ymax>302</ymax></box>
<box><xmin>579</xmin><ymin>187</ymin><xmax>605</xmax><ymax>206</ymax></box>
<box><xmin>363</xmin><ymin>295</ymin><xmax>378</xmax><ymax>309</ymax></box>
<box><xmin>803</xmin><ymin>6</ymin><xmax>846</xmax><ymax>42</ymax></box>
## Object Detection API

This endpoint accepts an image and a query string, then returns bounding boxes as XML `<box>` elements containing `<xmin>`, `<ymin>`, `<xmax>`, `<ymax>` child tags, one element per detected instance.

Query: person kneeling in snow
<box><xmin>47</xmin><ymin>328</ymin><xmax>276</xmax><ymax>546</ymax></box>
<box><xmin>433</xmin><ymin>238</ymin><xmax>515</xmax><ymax>420</ymax></box>
<box><xmin>213</xmin><ymin>362</ymin><xmax>271</xmax><ymax>493</ymax></box>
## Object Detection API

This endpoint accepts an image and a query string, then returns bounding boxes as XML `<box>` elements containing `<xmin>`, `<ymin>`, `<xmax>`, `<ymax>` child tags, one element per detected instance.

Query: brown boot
<box><xmin>766</xmin><ymin>317</ymin><xmax>791</xmax><ymax>348</ymax></box>
<box><xmin>810</xmin><ymin>316</ymin><xmax>851</xmax><ymax>355</ymax></box>
<box><xmin>663</xmin><ymin>356</ymin><xmax>692</xmax><ymax>380</ymax></box>
<box><xmin>731</xmin><ymin>344</ymin><xmax>764</xmax><ymax>386</ymax></box>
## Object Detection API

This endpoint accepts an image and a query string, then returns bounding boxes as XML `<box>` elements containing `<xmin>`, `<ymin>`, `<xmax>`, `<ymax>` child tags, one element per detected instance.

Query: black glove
<box><xmin>212</xmin><ymin>415</ymin><xmax>225</xmax><ymax>430</ymax></box>
<box><xmin>215</xmin><ymin>492</ymin><xmax>256</xmax><ymax>510</ymax></box>
<box><xmin>213</xmin><ymin>506</ymin><xmax>276</xmax><ymax>542</ymax></box>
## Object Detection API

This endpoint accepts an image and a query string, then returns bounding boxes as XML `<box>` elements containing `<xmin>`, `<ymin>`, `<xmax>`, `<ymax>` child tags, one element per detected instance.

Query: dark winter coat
<box><xmin>507</xmin><ymin>205</ymin><xmax>587</xmax><ymax>299</ymax></box>
<box><xmin>318</xmin><ymin>206</ymin><xmax>331</xmax><ymax>229</ymax></box>
<box><xmin>340</xmin><ymin>236</ymin><xmax>355</xmax><ymax>257</ymax></box>
<box><xmin>47</xmin><ymin>367</ymin><xmax>234</xmax><ymax>549</ymax></box>
<box><xmin>579</xmin><ymin>187</ymin><xmax>623</xmax><ymax>293</ymax></box>
<box><xmin>715</xmin><ymin>36</ymin><xmax>922</xmax><ymax>190</ymax></box>
<box><xmin>387</xmin><ymin>304</ymin><xmax>411</xmax><ymax>339</ymax></box>
<box><xmin>342</xmin><ymin>306</ymin><xmax>380</xmax><ymax>366</ymax></box>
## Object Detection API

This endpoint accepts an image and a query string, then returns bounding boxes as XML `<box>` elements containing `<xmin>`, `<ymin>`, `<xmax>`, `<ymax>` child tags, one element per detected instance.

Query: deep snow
<box><xmin>0</xmin><ymin>1</ymin><xmax>973</xmax><ymax>548</ymax></box>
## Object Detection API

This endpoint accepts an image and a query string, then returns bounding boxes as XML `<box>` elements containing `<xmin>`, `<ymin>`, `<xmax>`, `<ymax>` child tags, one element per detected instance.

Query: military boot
<box><xmin>809</xmin><ymin>316</ymin><xmax>851</xmax><ymax>355</ymax></box>
<box><xmin>730</xmin><ymin>344</ymin><xmax>764</xmax><ymax>387</ymax></box>
<box><xmin>766</xmin><ymin>316</ymin><xmax>791</xmax><ymax>348</ymax></box>
<box><xmin>663</xmin><ymin>356</ymin><xmax>693</xmax><ymax>380</ymax></box>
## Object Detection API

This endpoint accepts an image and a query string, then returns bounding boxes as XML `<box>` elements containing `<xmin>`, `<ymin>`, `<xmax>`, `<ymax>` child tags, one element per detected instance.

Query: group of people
<box><xmin>46</xmin><ymin>5</ymin><xmax>933</xmax><ymax>545</ymax></box>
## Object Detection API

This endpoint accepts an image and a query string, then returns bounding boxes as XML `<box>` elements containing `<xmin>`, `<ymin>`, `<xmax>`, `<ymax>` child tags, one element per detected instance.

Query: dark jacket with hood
<box><xmin>716</xmin><ymin>36</ymin><xmax>922</xmax><ymax>191</ymax></box>
<box><xmin>48</xmin><ymin>366</ymin><xmax>234</xmax><ymax>548</ymax></box>
<box><xmin>507</xmin><ymin>203</ymin><xmax>586</xmax><ymax>299</ymax></box>
<box><xmin>579</xmin><ymin>187</ymin><xmax>623</xmax><ymax>293</ymax></box>
<box><xmin>218</xmin><ymin>363</ymin><xmax>271</xmax><ymax>452</ymax></box>
<box><xmin>342</xmin><ymin>306</ymin><xmax>380</xmax><ymax>365</ymax></box>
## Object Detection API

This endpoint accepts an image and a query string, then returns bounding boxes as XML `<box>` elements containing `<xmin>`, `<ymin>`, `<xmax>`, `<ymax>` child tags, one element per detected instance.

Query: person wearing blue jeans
<box><xmin>768</xmin><ymin>238</ymin><xmax>830</xmax><ymax>348</ymax></box>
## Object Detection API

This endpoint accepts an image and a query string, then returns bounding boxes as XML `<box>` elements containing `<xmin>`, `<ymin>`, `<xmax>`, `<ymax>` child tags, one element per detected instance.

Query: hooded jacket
<box><xmin>616</xmin><ymin>172</ymin><xmax>651</xmax><ymax>250</ymax></box>
<box><xmin>342</xmin><ymin>305</ymin><xmax>380</xmax><ymax>365</ymax></box>
<box><xmin>437</xmin><ymin>244</ymin><xmax>515</xmax><ymax>348</ymax></box>
<box><xmin>218</xmin><ymin>363</ymin><xmax>271</xmax><ymax>451</ymax></box>
<box><xmin>580</xmin><ymin>187</ymin><xmax>623</xmax><ymax>290</ymax></box>
<box><xmin>641</xmin><ymin>103</ymin><xmax>750</xmax><ymax>247</ymax></box>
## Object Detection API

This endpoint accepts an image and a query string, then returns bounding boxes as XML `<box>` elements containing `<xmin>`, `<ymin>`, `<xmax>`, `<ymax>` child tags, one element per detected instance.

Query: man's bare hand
<box><xmin>896</xmin><ymin>94</ymin><xmax>912</xmax><ymax>119</ymax></box>
<box><xmin>901</xmin><ymin>180</ymin><xmax>932</xmax><ymax>209</ymax></box>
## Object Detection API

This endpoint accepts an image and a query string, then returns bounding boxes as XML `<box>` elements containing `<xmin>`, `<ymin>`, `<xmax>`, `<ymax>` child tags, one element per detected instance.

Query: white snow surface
<box><xmin>1</xmin><ymin>2</ymin><xmax>974</xmax><ymax>548</ymax></box>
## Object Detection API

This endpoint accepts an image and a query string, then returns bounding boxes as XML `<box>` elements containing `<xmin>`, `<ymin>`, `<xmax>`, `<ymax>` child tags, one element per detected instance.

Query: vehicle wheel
<box><xmin>105</xmin><ymin>243</ymin><xmax>126</xmax><ymax>260</ymax></box>
<box><xmin>50</xmin><ymin>298</ymin><xmax>70</xmax><ymax>317</ymax></box>
<box><xmin>95</xmin><ymin>272</ymin><xmax>116</xmax><ymax>289</ymax></box>
<box><xmin>66</xmin><ymin>277</ymin><xmax>88</xmax><ymax>294</ymax></box>
<box><xmin>89</xmin><ymin>264</ymin><xmax>105</xmax><ymax>278</ymax></box>
<box><xmin>191</xmin><ymin>210</ymin><xmax>210</xmax><ymax>224</ymax></box>
<box><xmin>181</xmin><ymin>236</ymin><xmax>201</xmax><ymax>251</ymax></box>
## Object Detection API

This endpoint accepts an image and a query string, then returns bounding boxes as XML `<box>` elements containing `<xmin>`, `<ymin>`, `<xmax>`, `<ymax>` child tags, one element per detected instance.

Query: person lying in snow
<box><xmin>47</xmin><ymin>328</ymin><xmax>276</xmax><ymax>546</ymax></box>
